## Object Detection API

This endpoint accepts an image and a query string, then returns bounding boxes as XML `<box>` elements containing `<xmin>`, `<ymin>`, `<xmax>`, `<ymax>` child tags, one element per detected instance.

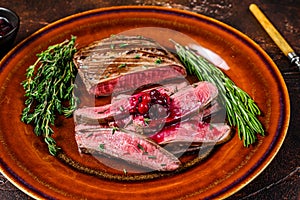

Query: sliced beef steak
<box><xmin>149</xmin><ymin>120</ymin><xmax>231</xmax><ymax>145</ymax></box>
<box><xmin>73</xmin><ymin>35</ymin><xmax>187</xmax><ymax>96</ymax></box>
<box><xmin>75</xmin><ymin>127</ymin><xmax>181</xmax><ymax>171</ymax></box>
<box><xmin>160</xmin><ymin>81</ymin><xmax>218</xmax><ymax>125</ymax></box>
<box><xmin>74</xmin><ymin>81</ymin><xmax>188</xmax><ymax>125</ymax></box>
<box><xmin>74</xmin><ymin>81</ymin><xmax>218</xmax><ymax>127</ymax></box>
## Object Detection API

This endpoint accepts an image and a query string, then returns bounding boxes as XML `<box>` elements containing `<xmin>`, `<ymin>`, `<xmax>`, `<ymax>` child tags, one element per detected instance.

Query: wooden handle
<box><xmin>249</xmin><ymin>4</ymin><xmax>294</xmax><ymax>56</ymax></box>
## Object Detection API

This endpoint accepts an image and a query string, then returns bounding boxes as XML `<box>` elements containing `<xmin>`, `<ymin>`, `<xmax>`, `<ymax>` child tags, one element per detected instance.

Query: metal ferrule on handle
<box><xmin>287</xmin><ymin>52</ymin><xmax>300</xmax><ymax>70</ymax></box>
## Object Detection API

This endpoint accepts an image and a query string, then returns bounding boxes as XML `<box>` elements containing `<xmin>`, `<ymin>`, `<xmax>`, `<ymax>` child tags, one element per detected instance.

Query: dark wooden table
<box><xmin>1</xmin><ymin>0</ymin><xmax>299</xmax><ymax>199</ymax></box>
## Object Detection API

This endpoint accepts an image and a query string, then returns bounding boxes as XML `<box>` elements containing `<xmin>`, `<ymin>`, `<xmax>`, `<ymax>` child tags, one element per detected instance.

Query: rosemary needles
<box><xmin>21</xmin><ymin>36</ymin><xmax>78</xmax><ymax>156</ymax></box>
<box><xmin>172</xmin><ymin>40</ymin><xmax>264</xmax><ymax>147</ymax></box>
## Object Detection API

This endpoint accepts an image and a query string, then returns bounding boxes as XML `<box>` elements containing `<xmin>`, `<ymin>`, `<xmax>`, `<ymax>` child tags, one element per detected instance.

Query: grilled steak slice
<box><xmin>73</xmin><ymin>35</ymin><xmax>187</xmax><ymax>96</ymax></box>
<box><xmin>74</xmin><ymin>81</ymin><xmax>188</xmax><ymax>125</ymax></box>
<box><xmin>129</xmin><ymin>102</ymin><xmax>221</xmax><ymax>136</ymax></box>
<box><xmin>75</xmin><ymin>115</ymin><xmax>231</xmax><ymax>146</ymax></box>
<box><xmin>121</xmin><ymin>81</ymin><xmax>219</xmax><ymax>134</ymax></box>
<box><xmin>148</xmin><ymin>81</ymin><xmax>219</xmax><ymax>127</ymax></box>
<box><xmin>74</xmin><ymin>103</ymin><xmax>222</xmax><ymax>133</ymax></box>
<box><xmin>74</xmin><ymin>81</ymin><xmax>218</xmax><ymax>127</ymax></box>
<box><xmin>75</xmin><ymin>128</ymin><xmax>181</xmax><ymax>171</ymax></box>
<box><xmin>149</xmin><ymin>120</ymin><xmax>231</xmax><ymax>145</ymax></box>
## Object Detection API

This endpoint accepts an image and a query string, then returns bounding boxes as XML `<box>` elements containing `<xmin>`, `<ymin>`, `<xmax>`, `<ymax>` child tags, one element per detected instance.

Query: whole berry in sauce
<box><xmin>150</xmin><ymin>89</ymin><xmax>160</xmax><ymax>100</ymax></box>
<box><xmin>138</xmin><ymin>101</ymin><xmax>149</xmax><ymax>115</ymax></box>
<box><xmin>129</xmin><ymin>88</ymin><xmax>172</xmax><ymax>118</ymax></box>
<box><xmin>141</xmin><ymin>92</ymin><xmax>151</xmax><ymax>104</ymax></box>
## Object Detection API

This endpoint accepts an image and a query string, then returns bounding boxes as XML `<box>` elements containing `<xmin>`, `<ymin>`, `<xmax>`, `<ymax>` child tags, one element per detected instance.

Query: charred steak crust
<box><xmin>73</xmin><ymin>35</ymin><xmax>187</xmax><ymax>96</ymax></box>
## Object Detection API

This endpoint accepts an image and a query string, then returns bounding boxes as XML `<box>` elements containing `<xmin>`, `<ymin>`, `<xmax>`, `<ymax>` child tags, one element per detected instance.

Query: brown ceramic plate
<box><xmin>0</xmin><ymin>6</ymin><xmax>290</xmax><ymax>199</ymax></box>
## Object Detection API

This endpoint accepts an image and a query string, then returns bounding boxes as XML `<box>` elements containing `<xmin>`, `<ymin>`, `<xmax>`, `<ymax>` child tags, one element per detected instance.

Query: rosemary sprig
<box><xmin>172</xmin><ymin>40</ymin><xmax>264</xmax><ymax>147</ymax></box>
<box><xmin>21</xmin><ymin>36</ymin><xmax>78</xmax><ymax>156</ymax></box>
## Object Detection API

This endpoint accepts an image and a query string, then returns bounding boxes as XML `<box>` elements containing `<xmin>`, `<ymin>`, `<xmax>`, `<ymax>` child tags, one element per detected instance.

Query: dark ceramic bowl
<box><xmin>0</xmin><ymin>7</ymin><xmax>19</xmax><ymax>57</ymax></box>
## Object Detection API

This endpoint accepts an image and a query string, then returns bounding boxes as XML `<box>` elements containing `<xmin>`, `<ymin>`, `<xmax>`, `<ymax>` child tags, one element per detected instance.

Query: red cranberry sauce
<box><xmin>128</xmin><ymin>89</ymin><xmax>172</xmax><ymax>119</ymax></box>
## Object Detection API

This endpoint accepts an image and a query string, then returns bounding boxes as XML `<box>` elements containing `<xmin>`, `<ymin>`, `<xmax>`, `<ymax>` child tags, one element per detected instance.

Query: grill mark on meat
<box><xmin>74</xmin><ymin>35</ymin><xmax>187</xmax><ymax>96</ymax></box>
<box><xmin>75</xmin><ymin>128</ymin><xmax>181</xmax><ymax>171</ymax></box>
<box><xmin>79</xmin><ymin>50</ymin><xmax>176</xmax><ymax>70</ymax></box>
<box><xmin>79</xmin><ymin>48</ymin><xmax>172</xmax><ymax>64</ymax></box>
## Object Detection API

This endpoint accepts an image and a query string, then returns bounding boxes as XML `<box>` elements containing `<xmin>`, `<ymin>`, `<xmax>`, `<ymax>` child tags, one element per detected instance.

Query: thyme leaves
<box><xmin>21</xmin><ymin>36</ymin><xmax>78</xmax><ymax>156</ymax></box>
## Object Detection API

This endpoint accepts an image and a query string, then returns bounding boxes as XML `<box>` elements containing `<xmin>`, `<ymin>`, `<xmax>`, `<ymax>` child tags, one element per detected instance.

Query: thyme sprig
<box><xmin>172</xmin><ymin>40</ymin><xmax>264</xmax><ymax>147</ymax></box>
<box><xmin>21</xmin><ymin>36</ymin><xmax>78</xmax><ymax>156</ymax></box>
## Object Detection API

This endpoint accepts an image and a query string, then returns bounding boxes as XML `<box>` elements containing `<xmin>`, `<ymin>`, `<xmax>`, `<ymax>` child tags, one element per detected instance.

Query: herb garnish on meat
<box><xmin>172</xmin><ymin>40</ymin><xmax>265</xmax><ymax>147</ymax></box>
<box><xmin>21</xmin><ymin>36</ymin><xmax>77</xmax><ymax>156</ymax></box>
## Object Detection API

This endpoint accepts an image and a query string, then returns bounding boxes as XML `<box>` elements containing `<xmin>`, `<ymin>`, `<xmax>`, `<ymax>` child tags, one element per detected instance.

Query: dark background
<box><xmin>0</xmin><ymin>0</ymin><xmax>299</xmax><ymax>199</ymax></box>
